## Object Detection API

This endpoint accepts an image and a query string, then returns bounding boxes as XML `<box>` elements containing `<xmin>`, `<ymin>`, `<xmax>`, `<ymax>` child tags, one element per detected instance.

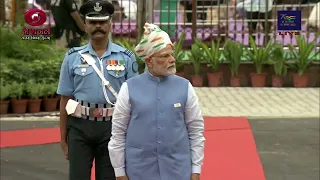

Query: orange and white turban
<box><xmin>134</xmin><ymin>23</ymin><xmax>173</xmax><ymax>61</ymax></box>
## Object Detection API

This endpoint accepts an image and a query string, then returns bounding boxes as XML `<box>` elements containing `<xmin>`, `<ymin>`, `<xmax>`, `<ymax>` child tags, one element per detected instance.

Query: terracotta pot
<box><xmin>293</xmin><ymin>73</ymin><xmax>309</xmax><ymax>87</ymax></box>
<box><xmin>43</xmin><ymin>98</ymin><xmax>59</xmax><ymax>112</ymax></box>
<box><xmin>11</xmin><ymin>99</ymin><xmax>28</xmax><ymax>114</ymax></box>
<box><xmin>0</xmin><ymin>100</ymin><xmax>9</xmax><ymax>114</ymax></box>
<box><xmin>57</xmin><ymin>97</ymin><xmax>61</xmax><ymax>109</ymax></box>
<box><xmin>176</xmin><ymin>72</ymin><xmax>185</xmax><ymax>78</ymax></box>
<box><xmin>250</xmin><ymin>73</ymin><xmax>267</xmax><ymax>87</ymax></box>
<box><xmin>230</xmin><ymin>76</ymin><xmax>241</xmax><ymax>87</ymax></box>
<box><xmin>272</xmin><ymin>75</ymin><xmax>284</xmax><ymax>87</ymax></box>
<box><xmin>191</xmin><ymin>75</ymin><xmax>204</xmax><ymax>87</ymax></box>
<box><xmin>27</xmin><ymin>99</ymin><xmax>42</xmax><ymax>113</ymax></box>
<box><xmin>207</xmin><ymin>72</ymin><xmax>223</xmax><ymax>87</ymax></box>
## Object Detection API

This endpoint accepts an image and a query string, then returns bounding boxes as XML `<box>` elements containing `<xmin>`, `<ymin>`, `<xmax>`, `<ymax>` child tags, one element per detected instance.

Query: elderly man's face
<box><xmin>147</xmin><ymin>45</ymin><xmax>176</xmax><ymax>76</ymax></box>
<box><xmin>84</xmin><ymin>19</ymin><xmax>111</xmax><ymax>40</ymax></box>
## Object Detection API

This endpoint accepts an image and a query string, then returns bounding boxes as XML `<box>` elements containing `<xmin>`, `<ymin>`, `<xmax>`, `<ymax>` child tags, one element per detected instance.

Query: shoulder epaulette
<box><xmin>68</xmin><ymin>46</ymin><xmax>86</xmax><ymax>55</ymax></box>
<box><xmin>123</xmin><ymin>48</ymin><xmax>134</xmax><ymax>58</ymax></box>
<box><xmin>112</xmin><ymin>43</ymin><xmax>135</xmax><ymax>58</ymax></box>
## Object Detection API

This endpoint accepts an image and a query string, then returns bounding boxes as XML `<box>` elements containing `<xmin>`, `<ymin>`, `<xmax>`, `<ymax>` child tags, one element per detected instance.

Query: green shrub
<box><xmin>0</xmin><ymin>84</ymin><xmax>10</xmax><ymax>101</ymax></box>
<box><xmin>0</xmin><ymin>25</ymin><xmax>66</xmax><ymax>84</ymax></box>
<box><xmin>223</xmin><ymin>40</ymin><xmax>244</xmax><ymax>77</ymax></box>
<box><xmin>25</xmin><ymin>81</ymin><xmax>45</xmax><ymax>99</ymax></box>
<box><xmin>0</xmin><ymin>25</ymin><xmax>58</xmax><ymax>61</ymax></box>
<box><xmin>190</xmin><ymin>42</ymin><xmax>205</xmax><ymax>75</ymax></box>
<box><xmin>288</xmin><ymin>34</ymin><xmax>320</xmax><ymax>76</ymax></box>
<box><xmin>42</xmin><ymin>83</ymin><xmax>59</xmax><ymax>98</ymax></box>
<box><xmin>8</xmin><ymin>82</ymin><xmax>25</xmax><ymax>99</ymax></box>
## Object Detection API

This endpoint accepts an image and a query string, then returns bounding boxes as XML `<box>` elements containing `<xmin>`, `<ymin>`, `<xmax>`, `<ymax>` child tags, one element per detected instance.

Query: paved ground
<box><xmin>1</xmin><ymin>88</ymin><xmax>319</xmax><ymax>121</ymax></box>
<box><xmin>1</xmin><ymin>118</ymin><xmax>319</xmax><ymax>180</ymax></box>
<box><xmin>196</xmin><ymin>87</ymin><xmax>320</xmax><ymax>118</ymax></box>
<box><xmin>0</xmin><ymin>88</ymin><xmax>319</xmax><ymax>179</ymax></box>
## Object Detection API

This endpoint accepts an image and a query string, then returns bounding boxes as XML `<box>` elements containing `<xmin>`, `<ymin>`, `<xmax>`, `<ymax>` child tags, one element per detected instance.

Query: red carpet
<box><xmin>0</xmin><ymin>117</ymin><xmax>265</xmax><ymax>180</ymax></box>
<box><xmin>201</xmin><ymin>117</ymin><xmax>265</xmax><ymax>180</ymax></box>
<box><xmin>0</xmin><ymin>127</ymin><xmax>60</xmax><ymax>148</ymax></box>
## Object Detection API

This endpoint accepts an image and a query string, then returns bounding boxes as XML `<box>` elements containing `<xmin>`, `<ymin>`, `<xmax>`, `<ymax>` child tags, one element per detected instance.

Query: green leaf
<box><xmin>173</xmin><ymin>32</ymin><xmax>186</xmax><ymax>70</ymax></box>
<box><xmin>288</xmin><ymin>34</ymin><xmax>318</xmax><ymax>75</ymax></box>
<box><xmin>195</xmin><ymin>38</ymin><xmax>223</xmax><ymax>72</ymax></box>
<box><xmin>0</xmin><ymin>83</ymin><xmax>10</xmax><ymax>100</ymax></box>
<box><xmin>245</xmin><ymin>36</ymin><xmax>274</xmax><ymax>74</ymax></box>
<box><xmin>270</xmin><ymin>43</ymin><xmax>289</xmax><ymax>76</ymax></box>
<box><xmin>8</xmin><ymin>82</ymin><xmax>25</xmax><ymax>99</ymax></box>
<box><xmin>223</xmin><ymin>40</ymin><xmax>244</xmax><ymax>77</ymax></box>
<box><xmin>190</xmin><ymin>40</ymin><xmax>205</xmax><ymax>75</ymax></box>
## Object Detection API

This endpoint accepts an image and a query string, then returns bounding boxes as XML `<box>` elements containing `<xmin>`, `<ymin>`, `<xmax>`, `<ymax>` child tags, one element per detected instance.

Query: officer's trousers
<box><xmin>67</xmin><ymin>116</ymin><xmax>115</xmax><ymax>180</ymax></box>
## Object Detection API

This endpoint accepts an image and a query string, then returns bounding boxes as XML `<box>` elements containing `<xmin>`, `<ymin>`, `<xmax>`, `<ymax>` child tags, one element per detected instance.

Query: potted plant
<box><xmin>9</xmin><ymin>82</ymin><xmax>28</xmax><ymax>114</ymax></box>
<box><xmin>173</xmin><ymin>32</ymin><xmax>186</xmax><ymax>77</ymax></box>
<box><xmin>0</xmin><ymin>83</ymin><xmax>10</xmax><ymax>114</ymax></box>
<box><xmin>223</xmin><ymin>40</ymin><xmax>244</xmax><ymax>87</ymax></box>
<box><xmin>245</xmin><ymin>36</ymin><xmax>274</xmax><ymax>87</ymax></box>
<box><xmin>42</xmin><ymin>83</ymin><xmax>59</xmax><ymax>112</ymax></box>
<box><xmin>190</xmin><ymin>43</ymin><xmax>205</xmax><ymax>87</ymax></box>
<box><xmin>195</xmin><ymin>38</ymin><xmax>224</xmax><ymax>87</ymax></box>
<box><xmin>269</xmin><ymin>43</ymin><xmax>289</xmax><ymax>87</ymax></box>
<box><xmin>26</xmin><ymin>81</ymin><xmax>43</xmax><ymax>113</ymax></box>
<box><xmin>288</xmin><ymin>34</ymin><xmax>319</xmax><ymax>87</ymax></box>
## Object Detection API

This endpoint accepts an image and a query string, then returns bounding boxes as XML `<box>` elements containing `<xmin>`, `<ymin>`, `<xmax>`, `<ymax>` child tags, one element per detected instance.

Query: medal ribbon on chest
<box><xmin>118</xmin><ymin>60</ymin><xmax>125</xmax><ymax>71</ymax></box>
<box><xmin>106</xmin><ymin>60</ymin><xmax>117</xmax><ymax>71</ymax></box>
<box><xmin>106</xmin><ymin>60</ymin><xmax>126</xmax><ymax>76</ymax></box>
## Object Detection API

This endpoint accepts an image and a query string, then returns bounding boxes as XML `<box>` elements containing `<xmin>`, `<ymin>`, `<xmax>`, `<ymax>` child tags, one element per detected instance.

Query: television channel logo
<box><xmin>277</xmin><ymin>10</ymin><xmax>301</xmax><ymax>36</ymax></box>
<box><xmin>22</xmin><ymin>9</ymin><xmax>51</xmax><ymax>41</ymax></box>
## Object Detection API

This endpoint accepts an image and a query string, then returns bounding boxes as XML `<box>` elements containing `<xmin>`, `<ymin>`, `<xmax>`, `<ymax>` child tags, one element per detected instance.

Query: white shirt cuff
<box><xmin>192</xmin><ymin>165</ymin><xmax>202</xmax><ymax>174</ymax></box>
<box><xmin>114</xmin><ymin>167</ymin><xmax>126</xmax><ymax>177</ymax></box>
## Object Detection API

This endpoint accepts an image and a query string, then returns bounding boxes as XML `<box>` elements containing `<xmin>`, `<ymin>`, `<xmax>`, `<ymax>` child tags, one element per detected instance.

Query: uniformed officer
<box><xmin>56</xmin><ymin>0</ymin><xmax>139</xmax><ymax>180</ymax></box>
<box><xmin>50</xmin><ymin>0</ymin><xmax>85</xmax><ymax>48</ymax></box>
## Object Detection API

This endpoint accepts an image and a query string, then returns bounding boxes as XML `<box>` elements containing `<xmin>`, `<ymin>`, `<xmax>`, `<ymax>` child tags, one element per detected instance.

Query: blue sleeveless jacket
<box><xmin>125</xmin><ymin>72</ymin><xmax>191</xmax><ymax>180</ymax></box>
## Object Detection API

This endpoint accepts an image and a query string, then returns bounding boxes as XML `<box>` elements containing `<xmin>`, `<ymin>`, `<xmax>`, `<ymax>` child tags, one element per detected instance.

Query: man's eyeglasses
<box><xmin>151</xmin><ymin>52</ymin><xmax>175</xmax><ymax>61</ymax></box>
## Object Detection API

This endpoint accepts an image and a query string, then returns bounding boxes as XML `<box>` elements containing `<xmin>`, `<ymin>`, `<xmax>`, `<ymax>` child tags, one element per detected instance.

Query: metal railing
<box><xmin>112</xmin><ymin>0</ymin><xmax>319</xmax><ymax>47</ymax></box>
<box><xmin>3</xmin><ymin>0</ymin><xmax>319</xmax><ymax>47</ymax></box>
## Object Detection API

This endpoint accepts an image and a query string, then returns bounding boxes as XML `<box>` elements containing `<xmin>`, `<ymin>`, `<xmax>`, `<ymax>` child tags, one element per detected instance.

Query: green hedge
<box><xmin>0</xmin><ymin>25</ymin><xmax>66</xmax><ymax>85</ymax></box>
<box><xmin>0</xmin><ymin>25</ymin><xmax>66</xmax><ymax>100</ymax></box>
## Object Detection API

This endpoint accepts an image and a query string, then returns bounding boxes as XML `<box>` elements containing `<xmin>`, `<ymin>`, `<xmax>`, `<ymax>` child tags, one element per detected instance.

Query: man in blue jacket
<box><xmin>108</xmin><ymin>23</ymin><xmax>205</xmax><ymax>180</ymax></box>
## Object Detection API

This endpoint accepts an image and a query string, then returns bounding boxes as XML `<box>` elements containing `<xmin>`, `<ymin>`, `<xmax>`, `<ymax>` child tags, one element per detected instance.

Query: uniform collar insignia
<box><xmin>94</xmin><ymin>2</ymin><xmax>102</xmax><ymax>12</ymax></box>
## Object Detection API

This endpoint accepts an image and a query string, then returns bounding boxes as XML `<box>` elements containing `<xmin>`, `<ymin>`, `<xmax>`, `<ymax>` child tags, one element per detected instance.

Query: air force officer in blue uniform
<box><xmin>56</xmin><ymin>0</ymin><xmax>138</xmax><ymax>180</ymax></box>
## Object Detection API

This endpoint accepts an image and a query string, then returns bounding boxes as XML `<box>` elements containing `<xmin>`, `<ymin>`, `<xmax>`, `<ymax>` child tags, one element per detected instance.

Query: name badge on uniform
<box><xmin>76</xmin><ymin>64</ymin><xmax>89</xmax><ymax>76</ymax></box>
<box><xmin>174</xmin><ymin>103</ymin><xmax>181</xmax><ymax>108</ymax></box>
<box><xmin>77</xmin><ymin>64</ymin><xmax>89</xmax><ymax>68</ymax></box>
